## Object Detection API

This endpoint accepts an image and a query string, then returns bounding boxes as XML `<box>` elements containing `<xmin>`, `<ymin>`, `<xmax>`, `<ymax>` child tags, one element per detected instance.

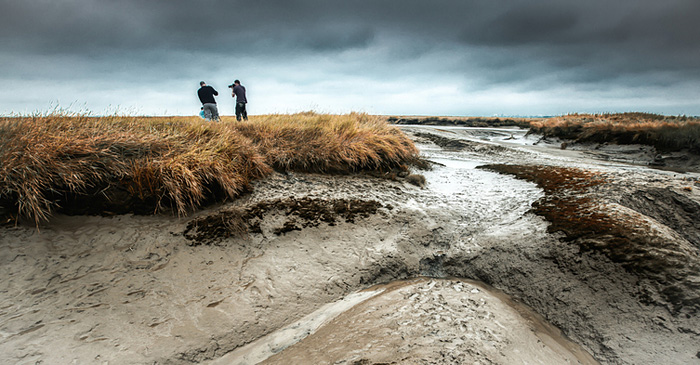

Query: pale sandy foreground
<box><xmin>1</xmin><ymin>125</ymin><xmax>699</xmax><ymax>364</ymax></box>
<box><xmin>225</xmin><ymin>278</ymin><xmax>596</xmax><ymax>365</ymax></box>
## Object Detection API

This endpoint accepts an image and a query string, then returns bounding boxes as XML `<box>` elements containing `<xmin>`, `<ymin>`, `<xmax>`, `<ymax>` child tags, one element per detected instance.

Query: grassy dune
<box><xmin>529</xmin><ymin>113</ymin><xmax>700</xmax><ymax>153</ymax></box>
<box><xmin>0</xmin><ymin>112</ymin><xmax>419</xmax><ymax>223</ymax></box>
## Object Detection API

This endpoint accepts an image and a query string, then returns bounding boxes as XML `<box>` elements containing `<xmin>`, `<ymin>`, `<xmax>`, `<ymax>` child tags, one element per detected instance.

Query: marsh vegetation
<box><xmin>0</xmin><ymin>112</ymin><xmax>419</xmax><ymax>223</ymax></box>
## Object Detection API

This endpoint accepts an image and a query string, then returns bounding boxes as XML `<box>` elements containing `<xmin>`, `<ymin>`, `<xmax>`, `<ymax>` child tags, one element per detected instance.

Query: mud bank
<box><xmin>1</xmin><ymin>126</ymin><xmax>700</xmax><ymax>364</ymax></box>
<box><xmin>253</xmin><ymin>279</ymin><xmax>596</xmax><ymax>365</ymax></box>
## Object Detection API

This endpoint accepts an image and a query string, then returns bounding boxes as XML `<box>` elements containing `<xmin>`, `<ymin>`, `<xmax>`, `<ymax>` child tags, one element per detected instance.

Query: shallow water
<box><xmin>402</xmin><ymin>124</ymin><xmax>540</xmax><ymax>146</ymax></box>
<box><xmin>419</xmin><ymin>145</ymin><xmax>543</xmax><ymax>232</ymax></box>
<box><xmin>411</xmin><ymin>125</ymin><xmax>700</xmax><ymax>177</ymax></box>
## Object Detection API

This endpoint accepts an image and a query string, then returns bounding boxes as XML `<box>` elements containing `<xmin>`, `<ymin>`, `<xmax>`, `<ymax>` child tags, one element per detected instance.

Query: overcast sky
<box><xmin>2</xmin><ymin>0</ymin><xmax>699</xmax><ymax>116</ymax></box>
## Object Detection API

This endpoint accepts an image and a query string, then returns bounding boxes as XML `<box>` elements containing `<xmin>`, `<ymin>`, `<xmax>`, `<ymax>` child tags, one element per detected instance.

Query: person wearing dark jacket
<box><xmin>228</xmin><ymin>80</ymin><xmax>248</xmax><ymax>121</ymax></box>
<box><xmin>197</xmin><ymin>81</ymin><xmax>219</xmax><ymax>121</ymax></box>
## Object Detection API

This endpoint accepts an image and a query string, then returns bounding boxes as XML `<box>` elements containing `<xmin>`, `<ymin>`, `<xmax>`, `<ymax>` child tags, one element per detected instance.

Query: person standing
<box><xmin>229</xmin><ymin>80</ymin><xmax>248</xmax><ymax>121</ymax></box>
<box><xmin>197</xmin><ymin>81</ymin><xmax>220</xmax><ymax>121</ymax></box>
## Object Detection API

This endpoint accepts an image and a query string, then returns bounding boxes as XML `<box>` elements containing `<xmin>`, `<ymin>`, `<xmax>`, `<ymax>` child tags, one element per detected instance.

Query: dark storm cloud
<box><xmin>1</xmin><ymin>0</ymin><xmax>699</xmax><ymax>115</ymax></box>
<box><xmin>461</xmin><ymin>3</ymin><xmax>580</xmax><ymax>46</ymax></box>
<box><xmin>455</xmin><ymin>0</ymin><xmax>700</xmax><ymax>76</ymax></box>
<box><xmin>4</xmin><ymin>1</ymin><xmax>698</xmax><ymax>65</ymax></box>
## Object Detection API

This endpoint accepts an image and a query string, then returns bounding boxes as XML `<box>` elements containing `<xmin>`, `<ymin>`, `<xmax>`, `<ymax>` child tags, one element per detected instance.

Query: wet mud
<box><xmin>618</xmin><ymin>187</ymin><xmax>700</xmax><ymax>249</ymax></box>
<box><xmin>482</xmin><ymin>164</ymin><xmax>700</xmax><ymax>312</ymax></box>
<box><xmin>1</xmin><ymin>125</ymin><xmax>699</xmax><ymax>365</ymax></box>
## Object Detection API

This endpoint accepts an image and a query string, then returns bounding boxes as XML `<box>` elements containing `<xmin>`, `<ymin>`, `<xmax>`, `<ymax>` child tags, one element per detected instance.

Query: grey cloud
<box><xmin>300</xmin><ymin>27</ymin><xmax>375</xmax><ymax>51</ymax></box>
<box><xmin>0</xmin><ymin>1</ymin><xmax>478</xmax><ymax>54</ymax></box>
<box><xmin>6</xmin><ymin>1</ymin><xmax>697</xmax><ymax>61</ymax></box>
<box><xmin>461</xmin><ymin>4</ymin><xmax>580</xmax><ymax>46</ymax></box>
<box><xmin>1</xmin><ymin>0</ymin><xmax>699</xmax><ymax>115</ymax></box>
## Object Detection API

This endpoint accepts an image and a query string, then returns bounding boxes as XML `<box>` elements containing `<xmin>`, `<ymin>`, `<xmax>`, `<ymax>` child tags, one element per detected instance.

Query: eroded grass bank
<box><xmin>0</xmin><ymin>112</ymin><xmax>419</xmax><ymax>223</ymax></box>
<box><xmin>387</xmin><ymin>113</ymin><xmax>700</xmax><ymax>154</ymax></box>
<box><xmin>481</xmin><ymin>164</ymin><xmax>700</xmax><ymax>312</ymax></box>
<box><xmin>529</xmin><ymin>113</ymin><xmax>700</xmax><ymax>153</ymax></box>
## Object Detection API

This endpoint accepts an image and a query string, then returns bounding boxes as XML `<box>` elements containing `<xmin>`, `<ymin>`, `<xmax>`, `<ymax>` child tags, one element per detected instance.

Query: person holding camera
<box><xmin>228</xmin><ymin>80</ymin><xmax>248</xmax><ymax>121</ymax></box>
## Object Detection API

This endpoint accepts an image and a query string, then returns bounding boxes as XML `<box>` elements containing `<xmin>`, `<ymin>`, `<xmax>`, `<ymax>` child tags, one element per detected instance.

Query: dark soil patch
<box><xmin>182</xmin><ymin>207</ymin><xmax>248</xmax><ymax>244</ymax></box>
<box><xmin>184</xmin><ymin>197</ymin><xmax>384</xmax><ymax>245</ymax></box>
<box><xmin>0</xmin><ymin>177</ymin><xmax>240</xmax><ymax>220</ymax></box>
<box><xmin>413</xmin><ymin>132</ymin><xmax>472</xmax><ymax>150</ymax></box>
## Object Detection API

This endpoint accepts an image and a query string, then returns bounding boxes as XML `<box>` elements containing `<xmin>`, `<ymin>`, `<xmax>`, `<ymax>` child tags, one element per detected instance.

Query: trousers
<box><xmin>202</xmin><ymin>103</ymin><xmax>219</xmax><ymax>121</ymax></box>
<box><xmin>235</xmin><ymin>102</ymin><xmax>248</xmax><ymax>121</ymax></box>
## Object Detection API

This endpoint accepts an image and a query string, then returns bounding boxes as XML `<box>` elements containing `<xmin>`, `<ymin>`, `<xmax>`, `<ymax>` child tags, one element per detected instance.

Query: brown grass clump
<box><xmin>406</xmin><ymin>174</ymin><xmax>426</xmax><ymax>188</ymax></box>
<box><xmin>235</xmin><ymin>112</ymin><xmax>419</xmax><ymax>173</ymax></box>
<box><xmin>0</xmin><ymin>112</ymin><xmax>419</xmax><ymax>223</ymax></box>
<box><xmin>529</xmin><ymin>113</ymin><xmax>700</xmax><ymax>153</ymax></box>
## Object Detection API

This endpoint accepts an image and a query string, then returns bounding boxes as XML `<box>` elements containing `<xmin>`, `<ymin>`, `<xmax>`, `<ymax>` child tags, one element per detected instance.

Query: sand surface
<box><xmin>236</xmin><ymin>278</ymin><xmax>596</xmax><ymax>365</ymax></box>
<box><xmin>1</xmin><ymin>125</ymin><xmax>699</xmax><ymax>364</ymax></box>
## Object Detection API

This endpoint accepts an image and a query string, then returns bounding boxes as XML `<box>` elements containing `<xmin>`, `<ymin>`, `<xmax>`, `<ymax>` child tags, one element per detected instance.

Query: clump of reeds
<box><xmin>0</xmin><ymin>112</ymin><xmax>419</xmax><ymax>223</ymax></box>
<box><xmin>235</xmin><ymin>112</ymin><xmax>419</xmax><ymax>172</ymax></box>
<box><xmin>529</xmin><ymin>113</ymin><xmax>700</xmax><ymax>153</ymax></box>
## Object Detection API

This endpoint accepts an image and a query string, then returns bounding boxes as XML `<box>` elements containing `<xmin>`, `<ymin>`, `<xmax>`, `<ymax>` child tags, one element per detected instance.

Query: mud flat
<box><xmin>1</xmin><ymin>126</ymin><xmax>700</xmax><ymax>364</ymax></box>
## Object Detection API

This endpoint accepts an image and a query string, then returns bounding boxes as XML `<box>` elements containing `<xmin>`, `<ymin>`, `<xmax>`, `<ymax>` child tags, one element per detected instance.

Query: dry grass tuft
<box><xmin>529</xmin><ymin>113</ymin><xmax>700</xmax><ymax>153</ymax></box>
<box><xmin>0</xmin><ymin>112</ymin><xmax>418</xmax><ymax>223</ymax></box>
<box><xmin>235</xmin><ymin>112</ymin><xmax>419</xmax><ymax>173</ymax></box>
